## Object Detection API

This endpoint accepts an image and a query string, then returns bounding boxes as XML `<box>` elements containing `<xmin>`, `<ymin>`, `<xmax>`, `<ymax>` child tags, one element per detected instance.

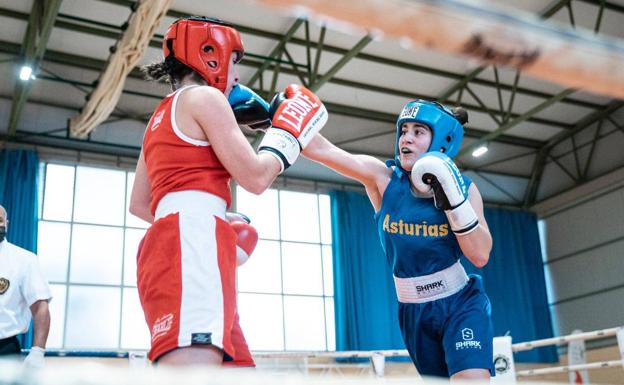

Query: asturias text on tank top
<box><xmin>382</xmin><ymin>213</ymin><xmax>449</xmax><ymax>237</ymax></box>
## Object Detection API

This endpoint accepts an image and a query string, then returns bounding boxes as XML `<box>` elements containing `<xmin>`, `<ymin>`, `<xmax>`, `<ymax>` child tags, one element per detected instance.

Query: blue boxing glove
<box><xmin>228</xmin><ymin>84</ymin><xmax>271</xmax><ymax>130</ymax></box>
<box><xmin>411</xmin><ymin>152</ymin><xmax>479</xmax><ymax>235</ymax></box>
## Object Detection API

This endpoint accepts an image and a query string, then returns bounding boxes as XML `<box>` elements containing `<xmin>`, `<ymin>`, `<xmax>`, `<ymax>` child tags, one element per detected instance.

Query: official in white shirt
<box><xmin>0</xmin><ymin>205</ymin><xmax>52</xmax><ymax>369</ymax></box>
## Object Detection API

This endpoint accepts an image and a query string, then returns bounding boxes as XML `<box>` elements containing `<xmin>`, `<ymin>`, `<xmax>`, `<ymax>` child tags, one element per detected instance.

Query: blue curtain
<box><xmin>462</xmin><ymin>208</ymin><xmax>557</xmax><ymax>363</ymax></box>
<box><xmin>331</xmin><ymin>190</ymin><xmax>557</xmax><ymax>363</ymax></box>
<box><xmin>330</xmin><ymin>191</ymin><xmax>405</xmax><ymax>352</ymax></box>
<box><xmin>0</xmin><ymin>149</ymin><xmax>40</xmax><ymax>349</ymax></box>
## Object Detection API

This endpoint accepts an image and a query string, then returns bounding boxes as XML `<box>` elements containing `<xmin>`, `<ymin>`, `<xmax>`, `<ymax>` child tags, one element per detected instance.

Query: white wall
<box><xmin>533</xmin><ymin>167</ymin><xmax>624</xmax><ymax>336</ymax></box>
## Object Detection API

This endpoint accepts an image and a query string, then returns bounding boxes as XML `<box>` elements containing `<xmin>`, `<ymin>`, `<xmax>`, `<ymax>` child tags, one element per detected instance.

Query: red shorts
<box><xmin>136</xmin><ymin>192</ymin><xmax>254</xmax><ymax>366</ymax></box>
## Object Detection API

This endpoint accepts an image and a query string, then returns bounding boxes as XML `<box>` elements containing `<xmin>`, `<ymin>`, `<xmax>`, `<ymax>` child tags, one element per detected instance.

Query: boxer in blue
<box><xmin>303</xmin><ymin>100</ymin><xmax>495</xmax><ymax>380</ymax></box>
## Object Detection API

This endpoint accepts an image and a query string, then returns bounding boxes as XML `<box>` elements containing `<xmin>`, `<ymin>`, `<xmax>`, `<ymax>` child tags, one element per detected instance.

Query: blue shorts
<box><xmin>398</xmin><ymin>275</ymin><xmax>495</xmax><ymax>378</ymax></box>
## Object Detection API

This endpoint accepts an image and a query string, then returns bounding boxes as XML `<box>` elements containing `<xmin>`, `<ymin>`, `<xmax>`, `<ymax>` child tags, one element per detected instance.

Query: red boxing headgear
<box><xmin>163</xmin><ymin>17</ymin><xmax>244</xmax><ymax>93</ymax></box>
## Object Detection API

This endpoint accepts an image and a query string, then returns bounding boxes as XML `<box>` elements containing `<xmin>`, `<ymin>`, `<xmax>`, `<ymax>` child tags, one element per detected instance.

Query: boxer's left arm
<box><xmin>412</xmin><ymin>152</ymin><xmax>491</xmax><ymax>267</ymax></box>
<box><xmin>455</xmin><ymin>184</ymin><xmax>492</xmax><ymax>268</ymax></box>
<box><xmin>129</xmin><ymin>151</ymin><xmax>154</xmax><ymax>224</ymax></box>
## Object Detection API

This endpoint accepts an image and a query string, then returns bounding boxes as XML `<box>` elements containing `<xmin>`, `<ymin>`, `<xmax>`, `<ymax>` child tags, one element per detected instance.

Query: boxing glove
<box><xmin>258</xmin><ymin>84</ymin><xmax>328</xmax><ymax>172</ymax></box>
<box><xmin>226</xmin><ymin>212</ymin><xmax>258</xmax><ymax>266</ymax></box>
<box><xmin>411</xmin><ymin>152</ymin><xmax>479</xmax><ymax>235</ymax></box>
<box><xmin>228</xmin><ymin>84</ymin><xmax>272</xmax><ymax>130</ymax></box>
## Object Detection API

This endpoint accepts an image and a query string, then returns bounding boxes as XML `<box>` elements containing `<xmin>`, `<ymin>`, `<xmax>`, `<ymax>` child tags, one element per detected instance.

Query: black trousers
<box><xmin>0</xmin><ymin>335</ymin><xmax>21</xmax><ymax>356</ymax></box>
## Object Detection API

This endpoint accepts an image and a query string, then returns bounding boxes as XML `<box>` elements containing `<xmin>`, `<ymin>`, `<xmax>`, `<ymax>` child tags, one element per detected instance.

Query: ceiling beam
<box><xmin>0</xmin><ymin>5</ymin><xmax>603</xmax><ymax>111</ymax></box>
<box><xmin>523</xmin><ymin>147</ymin><xmax>550</xmax><ymax>207</ymax></box>
<box><xmin>0</xmin><ymin>35</ymin><xmax>573</xmax><ymax>130</ymax></box>
<box><xmin>543</xmin><ymin>101</ymin><xmax>624</xmax><ymax>150</ymax></box>
<box><xmin>437</xmin><ymin>0</ymin><xmax>574</xmax><ymax>102</ymax></box>
<box><xmin>7</xmin><ymin>0</ymin><xmax>62</xmax><ymax>136</ymax></box>
<box><xmin>0</xmin><ymin>40</ymin><xmax>546</xmax><ymax>150</ymax></box>
<box><xmin>456</xmin><ymin>88</ymin><xmax>576</xmax><ymax>159</ymax></box>
<box><xmin>523</xmin><ymin>101</ymin><xmax>624</xmax><ymax>206</ymax></box>
<box><xmin>474</xmin><ymin>171</ymin><xmax>523</xmax><ymax>203</ymax></box>
<box><xmin>322</xmin><ymin>101</ymin><xmax>545</xmax><ymax>148</ymax></box>
<box><xmin>456</xmin><ymin>0</ymin><xmax>622</xmax><ymax>161</ymax></box>
<box><xmin>321</xmin><ymin>72</ymin><xmax>572</xmax><ymax>129</ymax></box>
<box><xmin>1</xmin><ymin>130</ymin><xmax>141</xmax><ymax>158</ymax></box>
<box><xmin>36</xmin><ymin>65</ymin><xmax>544</xmax><ymax>151</ymax></box>
<box><xmin>247</xmin><ymin>18</ymin><xmax>305</xmax><ymax>87</ymax></box>
<box><xmin>575</xmin><ymin>0</ymin><xmax>624</xmax><ymax>15</ymax></box>
<box><xmin>309</xmin><ymin>34</ymin><xmax>372</xmax><ymax>92</ymax></box>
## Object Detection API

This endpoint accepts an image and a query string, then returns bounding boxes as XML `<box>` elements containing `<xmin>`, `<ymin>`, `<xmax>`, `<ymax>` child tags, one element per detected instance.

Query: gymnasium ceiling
<box><xmin>1</xmin><ymin>0</ymin><xmax>624</xmax><ymax>209</ymax></box>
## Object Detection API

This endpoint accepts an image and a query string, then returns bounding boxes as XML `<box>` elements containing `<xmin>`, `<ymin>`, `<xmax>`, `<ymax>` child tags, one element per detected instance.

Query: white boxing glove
<box><xmin>23</xmin><ymin>346</ymin><xmax>45</xmax><ymax>370</ymax></box>
<box><xmin>411</xmin><ymin>152</ymin><xmax>479</xmax><ymax>235</ymax></box>
<box><xmin>258</xmin><ymin>84</ymin><xmax>328</xmax><ymax>172</ymax></box>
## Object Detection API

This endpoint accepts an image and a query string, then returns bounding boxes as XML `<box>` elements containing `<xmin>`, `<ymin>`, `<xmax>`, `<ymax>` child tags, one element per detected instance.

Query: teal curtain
<box><xmin>331</xmin><ymin>190</ymin><xmax>557</xmax><ymax>363</ymax></box>
<box><xmin>463</xmin><ymin>208</ymin><xmax>557</xmax><ymax>363</ymax></box>
<box><xmin>0</xmin><ymin>149</ymin><xmax>40</xmax><ymax>349</ymax></box>
<box><xmin>330</xmin><ymin>191</ymin><xmax>405</xmax><ymax>351</ymax></box>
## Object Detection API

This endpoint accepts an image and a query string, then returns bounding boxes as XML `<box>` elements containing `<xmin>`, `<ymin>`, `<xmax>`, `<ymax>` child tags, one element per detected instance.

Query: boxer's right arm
<box><xmin>186</xmin><ymin>86</ymin><xmax>282</xmax><ymax>194</ymax></box>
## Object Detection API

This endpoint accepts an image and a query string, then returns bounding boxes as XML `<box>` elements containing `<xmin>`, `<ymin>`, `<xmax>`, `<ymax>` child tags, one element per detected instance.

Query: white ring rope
<box><xmin>255</xmin><ymin>326</ymin><xmax>624</xmax><ymax>379</ymax></box>
<box><xmin>255</xmin><ymin>326</ymin><xmax>622</xmax><ymax>359</ymax></box>
<box><xmin>512</xmin><ymin>326</ymin><xmax>622</xmax><ymax>352</ymax></box>
<box><xmin>30</xmin><ymin>326</ymin><xmax>623</xmax><ymax>380</ymax></box>
<box><xmin>516</xmin><ymin>360</ymin><xmax>623</xmax><ymax>377</ymax></box>
<box><xmin>252</xmin><ymin>349</ymin><xmax>408</xmax><ymax>359</ymax></box>
<box><xmin>512</xmin><ymin>326</ymin><xmax>624</xmax><ymax>378</ymax></box>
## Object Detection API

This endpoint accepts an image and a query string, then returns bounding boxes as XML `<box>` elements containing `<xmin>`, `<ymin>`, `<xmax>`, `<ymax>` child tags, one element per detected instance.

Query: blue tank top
<box><xmin>375</xmin><ymin>167</ymin><xmax>472</xmax><ymax>278</ymax></box>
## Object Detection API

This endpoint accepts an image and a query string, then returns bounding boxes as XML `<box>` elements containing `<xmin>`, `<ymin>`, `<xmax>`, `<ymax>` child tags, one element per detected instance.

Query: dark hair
<box><xmin>452</xmin><ymin>106</ymin><xmax>469</xmax><ymax>125</ymax></box>
<box><xmin>142</xmin><ymin>55</ymin><xmax>201</xmax><ymax>86</ymax></box>
<box><xmin>142</xmin><ymin>38</ymin><xmax>204</xmax><ymax>87</ymax></box>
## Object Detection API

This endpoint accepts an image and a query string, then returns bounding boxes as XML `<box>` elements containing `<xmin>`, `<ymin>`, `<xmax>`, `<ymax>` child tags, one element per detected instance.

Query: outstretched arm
<box><xmin>303</xmin><ymin>134</ymin><xmax>391</xmax><ymax>211</ymax></box>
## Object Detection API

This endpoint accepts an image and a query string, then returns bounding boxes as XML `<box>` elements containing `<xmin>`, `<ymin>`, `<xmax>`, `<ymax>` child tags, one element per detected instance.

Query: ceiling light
<box><xmin>19</xmin><ymin>66</ymin><xmax>33</xmax><ymax>81</ymax></box>
<box><xmin>472</xmin><ymin>145</ymin><xmax>488</xmax><ymax>158</ymax></box>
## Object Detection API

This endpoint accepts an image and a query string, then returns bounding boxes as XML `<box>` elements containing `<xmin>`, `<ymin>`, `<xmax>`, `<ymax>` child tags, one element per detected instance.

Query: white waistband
<box><xmin>394</xmin><ymin>261</ymin><xmax>469</xmax><ymax>303</ymax></box>
<box><xmin>155</xmin><ymin>190</ymin><xmax>227</xmax><ymax>220</ymax></box>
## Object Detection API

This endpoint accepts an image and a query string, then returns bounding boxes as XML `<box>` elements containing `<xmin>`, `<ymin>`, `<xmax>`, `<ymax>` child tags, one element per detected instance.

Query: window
<box><xmin>538</xmin><ymin>219</ymin><xmax>560</xmax><ymax>334</ymax></box>
<box><xmin>38</xmin><ymin>163</ymin><xmax>150</xmax><ymax>350</ymax></box>
<box><xmin>236</xmin><ymin>187</ymin><xmax>335</xmax><ymax>351</ymax></box>
<box><xmin>37</xmin><ymin>163</ymin><xmax>335</xmax><ymax>352</ymax></box>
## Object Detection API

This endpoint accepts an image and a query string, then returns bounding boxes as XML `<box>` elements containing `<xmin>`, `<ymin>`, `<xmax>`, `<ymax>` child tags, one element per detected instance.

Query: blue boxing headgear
<box><xmin>394</xmin><ymin>100</ymin><xmax>464</xmax><ymax>168</ymax></box>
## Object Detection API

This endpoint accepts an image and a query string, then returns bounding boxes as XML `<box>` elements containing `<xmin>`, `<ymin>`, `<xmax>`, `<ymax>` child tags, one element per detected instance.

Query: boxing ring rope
<box><xmin>255</xmin><ymin>326</ymin><xmax>624</xmax><ymax>379</ymax></box>
<box><xmin>512</xmin><ymin>326</ymin><xmax>623</xmax><ymax>352</ymax></box>
<box><xmin>512</xmin><ymin>326</ymin><xmax>624</xmax><ymax>378</ymax></box>
<box><xmin>0</xmin><ymin>360</ymin><xmax>591</xmax><ymax>385</ymax></box>
<box><xmin>516</xmin><ymin>360</ymin><xmax>623</xmax><ymax>377</ymax></box>
<box><xmin>25</xmin><ymin>326</ymin><xmax>623</xmax><ymax>380</ymax></box>
<box><xmin>250</xmin><ymin>0</ymin><xmax>624</xmax><ymax>99</ymax></box>
<box><xmin>252</xmin><ymin>349</ymin><xmax>408</xmax><ymax>359</ymax></box>
<box><xmin>258</xmin><ymin>326</ymin><xmax>623</xmax><ymax>354</ymax></box>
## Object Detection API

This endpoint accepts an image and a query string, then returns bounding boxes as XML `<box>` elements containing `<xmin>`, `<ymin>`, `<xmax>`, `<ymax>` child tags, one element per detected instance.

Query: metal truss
<box><xmin>6</xmin><ymin>0</ymin><xmax>62</xmax><ymax>136</ymax></box>
<box><xmin>436</xmin><ymin>0</ymin><xmax>618</xmax><ymax>206</ymax></box>
<box><xmin>523</xmin><ymin>101</ymin><xmax>624</xmax><ymax>207</ymax></box>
